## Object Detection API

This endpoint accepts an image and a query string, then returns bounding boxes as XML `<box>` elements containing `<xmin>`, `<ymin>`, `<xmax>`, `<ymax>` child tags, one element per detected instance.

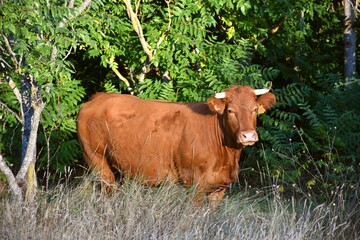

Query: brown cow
<box><xmin>77</xmin><ymin>85</ymin><xmax>276</xmax><ymax>207</ymax></box>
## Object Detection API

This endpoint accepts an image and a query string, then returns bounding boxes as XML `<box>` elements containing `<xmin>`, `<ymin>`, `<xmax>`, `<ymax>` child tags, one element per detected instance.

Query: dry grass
<box><xmin>0</xmin><ymin>177</ymin><xmax>359</xmax><ymax>240</ymax></box>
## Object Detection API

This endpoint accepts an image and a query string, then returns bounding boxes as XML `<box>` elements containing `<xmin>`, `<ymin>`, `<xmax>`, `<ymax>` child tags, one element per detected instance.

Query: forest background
<box><xmin>0</xmin><ymin>0</ymin><xmax>359</xmax><ymax>205</ymax></box>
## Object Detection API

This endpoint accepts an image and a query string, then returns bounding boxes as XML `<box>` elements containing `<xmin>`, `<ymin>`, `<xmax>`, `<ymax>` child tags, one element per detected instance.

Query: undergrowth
<box><xmin>0</xmin><ymin>176</ymin><xmax>358</xmax><ymax>240</ymax></box>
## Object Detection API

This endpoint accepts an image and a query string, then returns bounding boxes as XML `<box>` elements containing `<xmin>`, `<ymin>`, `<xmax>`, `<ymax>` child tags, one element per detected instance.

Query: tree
<box><xmin>0</xmin><ymin>0</ymin><xmax>91</xmax><ymax>200</ymax></box>
<box><xmin>344</xmin><ymin>0</ymin><xmax>357</xmax><ymax>80</ymax></box>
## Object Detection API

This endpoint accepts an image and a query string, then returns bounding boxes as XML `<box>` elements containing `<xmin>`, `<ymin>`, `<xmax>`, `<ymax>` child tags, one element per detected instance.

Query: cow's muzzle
<box><xmin>238</xmin><ymin>130</ymin><xmax>259</xmax><ymax>146</ymax></box>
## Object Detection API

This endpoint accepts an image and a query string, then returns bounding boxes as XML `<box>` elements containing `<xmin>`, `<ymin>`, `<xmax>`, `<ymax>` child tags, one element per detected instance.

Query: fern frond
<box><xmin>277</xmin><ymin>83</ymin><xmax>311</xmax><ymax>107</ymax></box>
<box><xmin>262</xmin><ymin>67</ymin><xmax>280</xmax><ymax>82</ymax></box>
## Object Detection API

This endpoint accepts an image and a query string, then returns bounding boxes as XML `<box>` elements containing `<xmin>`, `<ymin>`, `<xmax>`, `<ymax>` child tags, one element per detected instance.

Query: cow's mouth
<box><xmin>240</xmin><ymin>141</ymin><xmax>256</xmax><ymax>146</ymax></box>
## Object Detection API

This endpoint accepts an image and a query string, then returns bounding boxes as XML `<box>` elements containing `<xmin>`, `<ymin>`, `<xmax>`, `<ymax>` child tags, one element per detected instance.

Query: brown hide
<box><xmin>77</xmin><ymin>85</ymin><xmax>276</xmax><ymax>206</ymax></box>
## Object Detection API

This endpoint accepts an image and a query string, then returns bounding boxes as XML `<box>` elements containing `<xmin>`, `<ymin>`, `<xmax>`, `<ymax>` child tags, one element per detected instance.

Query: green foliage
<box><xmin>0</xmin><ymin>0</ymin><xmax>358</xmax><ymax>203</ymax></box>
<box><xmin>139</xmin><ymin>79</ymin><xmax>177</xmax><ymax>101</ymax></box>
<box><xmin>251</xmin><ymin>76</ymin><xmax>360</xmax><ymax>201</ymax></box>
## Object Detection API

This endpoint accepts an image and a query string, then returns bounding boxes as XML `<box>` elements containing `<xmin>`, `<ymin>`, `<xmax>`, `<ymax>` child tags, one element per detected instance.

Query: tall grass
<box><xmin>0</xmin><ymin>177</ymin><xmax>358</xmax><ymax>240</ymax></box>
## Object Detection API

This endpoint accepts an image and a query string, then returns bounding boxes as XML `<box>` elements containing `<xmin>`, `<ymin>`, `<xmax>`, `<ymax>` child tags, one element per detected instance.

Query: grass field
<box><xmin>0</xmin><ymin>176</ymin><xmax>359</xmax><ymax>240</ymax></box>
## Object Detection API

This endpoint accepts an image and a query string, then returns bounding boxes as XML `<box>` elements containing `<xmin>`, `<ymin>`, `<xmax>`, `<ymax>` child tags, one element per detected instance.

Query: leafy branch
<box><xmin>123</xmin><ymin>0</ymin><xmax>172</xmax><ymax>84</ymax></box>
<box><xmin>51</xmin><ymin>0</ymin><xmax>93</xmax><ymax>61</ymax></box>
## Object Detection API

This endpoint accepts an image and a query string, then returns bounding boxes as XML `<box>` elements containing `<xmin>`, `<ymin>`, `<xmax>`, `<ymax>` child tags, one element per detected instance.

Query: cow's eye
<box><xmin>227</xmin><ymin>109</ymin><xmax>234</xmax><ymax>114</ymax></box>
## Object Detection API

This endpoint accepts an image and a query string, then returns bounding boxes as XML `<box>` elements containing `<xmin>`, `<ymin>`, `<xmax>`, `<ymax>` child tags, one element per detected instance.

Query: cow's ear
<box><xmin>257</xmin><ymin>104</ymin><xmax>266</xmax><ymax>114</ymax></box>
<box><xmin>256</xmin><ymin>93</ymin><xmax>276</xmax><ymax>114</ymax></box>
<box><xmin>208</xmin><ymin>96</ymin><xmax>226</xmax><ymax>115</ymax></box>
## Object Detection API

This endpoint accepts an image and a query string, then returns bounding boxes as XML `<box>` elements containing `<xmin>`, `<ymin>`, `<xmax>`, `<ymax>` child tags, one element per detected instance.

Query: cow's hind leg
<box><xmin>83</xmin><ymin>151</ymin><xmax>116</xmax><ymax>193</ymax></box>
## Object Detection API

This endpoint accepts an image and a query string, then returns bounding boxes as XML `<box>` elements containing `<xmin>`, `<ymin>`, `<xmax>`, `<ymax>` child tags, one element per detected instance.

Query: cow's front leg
<box><xmin>207</xmin><ymin>188</ymin><xmax>226</xmax><ymax>209</ymax></box>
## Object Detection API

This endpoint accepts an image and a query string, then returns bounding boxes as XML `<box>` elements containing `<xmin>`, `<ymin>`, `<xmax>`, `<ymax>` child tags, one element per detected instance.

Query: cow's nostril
<box><xmin>238</xmin><ymin>131</ymin><xmax>259</xmax><ymax>144</ymax></box>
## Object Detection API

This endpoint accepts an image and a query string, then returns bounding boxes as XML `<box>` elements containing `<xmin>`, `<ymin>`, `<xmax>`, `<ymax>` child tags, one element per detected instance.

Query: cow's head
<box><xmin>207</xmin><ymin>84</ymin><xmax>276</xmax><ymax>146</ymax></box>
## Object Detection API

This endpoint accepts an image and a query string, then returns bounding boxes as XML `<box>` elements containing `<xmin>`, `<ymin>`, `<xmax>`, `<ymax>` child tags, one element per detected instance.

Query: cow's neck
<box><xmin>211</xmin><ymin>115</ymin><xmax>242</xmax><ymax>184</ymax></box>
<box><xmin>211</xmin><ymin>114</ymin><xmax>243</xmax><ymax>169</ymax></box>
<box><xmin>215</xmin><ymin>115</ymin><xmax>242</xmax><ymax>150</ymax></box>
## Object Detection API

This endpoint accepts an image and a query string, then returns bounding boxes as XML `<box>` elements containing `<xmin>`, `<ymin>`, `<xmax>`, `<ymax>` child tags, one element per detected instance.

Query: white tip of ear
<box><xmin>214</xmin><ymin>92</ymin><xmax>226</xmax><ymax>99</ymax></box>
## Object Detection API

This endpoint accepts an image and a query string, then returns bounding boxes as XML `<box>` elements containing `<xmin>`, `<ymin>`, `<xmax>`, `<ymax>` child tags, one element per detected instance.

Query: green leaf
<box><xmin>5</xmin><ymin>22</ymin><xmax>16</xmax><ymax>34</ymax></box>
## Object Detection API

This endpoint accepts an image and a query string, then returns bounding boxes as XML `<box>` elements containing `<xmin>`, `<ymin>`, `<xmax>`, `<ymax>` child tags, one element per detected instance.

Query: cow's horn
<box><xmin>214</xmin><ymin>92</ymin><xmax>226</xmax><ymax>99</ymax></box>
<box><xmin>254</xmin><ymin>82</ymin><xmax>272</xmax><ymax>95</ymax></box>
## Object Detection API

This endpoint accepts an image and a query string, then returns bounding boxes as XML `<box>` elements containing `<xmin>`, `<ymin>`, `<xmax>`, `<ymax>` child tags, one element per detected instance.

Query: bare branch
<box><xmin>0</xmin><ymin>100</ymin><xmax>21</xmax><ymax>122</ymax></box>
<box><xmin>156</xmin><ymin>0</ymin><xmax>172</xmax><ymax>48</ymax></box>
<box><xmin>139</xmin><ymin>63</ymin><xmax>151</xmax><ymax>83</ymax></box>
<box><xmin>68</xmin><ymin>0</ymin><xmax>75</xmax><ymax>8</ymax></box>
<box><xmin>0</xmin><ymin>153</ymin><xmax>23</xmax><ymax>201</ymax></box>
<box><xmin>76</xmin><ymin>0</ymin><xmax>92</xmax><ymax>15</ymax></box>
<box><xmin>62</xmin><ymin>46</ymin><xmax>73</xmax><ymax>61</ymax></box>
<box><xmin>123</xmin><ymin>0</ymin><xmax>153</xmax><ymax>60</ymax></box>
<box><xmin>4</xmin><ymin>71</ymin><xmax>22</xmax><ymax>106</ymax></box>
<box><xmin>50</xmin><ymin>47</ymin><xmax>58</xmax><ymax>61</ymax></box>
<box><xmin>2</xmin><ymin>34</ymin><xmax>19</xmax><ymax>68</ymax></box>
<box><xmin>0</xmin><ymin>63</ymin><xmax>24</xmax><ymax>122</ymax></box>
<box><xmin>0</xmin><ymin>44</ymin><xmax>9</xmax><ymax>56</ymax></box>
<box><xmin>58</xmin><ymin>0</ymin><xmax>93</xmax><ymax>28</ymax></box>
<box><xmin>0</xmin><ymin>57</ymin><xmax>13</xmax><ymax>69</ymax></box>
<box><xmin>111</xmin><ymin>66</ymin><xmax>133</xmax><ymax>94</ymax></box>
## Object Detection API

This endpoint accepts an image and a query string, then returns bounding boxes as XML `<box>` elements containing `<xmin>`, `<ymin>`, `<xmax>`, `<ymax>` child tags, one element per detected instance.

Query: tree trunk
<box><xmin>344</xmin><ymin>0</ymin><xmax>356</xmax><ymax>80</ymax></box>
<box><xmin>15</xmin><ymin>75</ymin><xmax>45</xmax><ymax>199</ymax></box>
